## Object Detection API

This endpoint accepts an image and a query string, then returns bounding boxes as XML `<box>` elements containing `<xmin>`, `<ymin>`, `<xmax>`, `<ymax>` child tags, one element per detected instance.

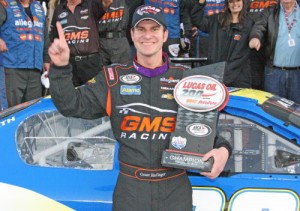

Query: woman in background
<box><xmin>192</xmin><ymin>0</ymin><xmax>254</xmax><ymax>88</ymax></box>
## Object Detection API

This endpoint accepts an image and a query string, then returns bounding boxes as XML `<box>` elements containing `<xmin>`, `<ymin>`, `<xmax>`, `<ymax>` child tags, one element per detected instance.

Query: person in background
<box><xmin>186</xmin><ymin>0</ymin><xmax>198</xmax><ymax>59</ymax></box>
<box><xmin>248</xmin><ymin>0</ymin><xmax>277</xmax><ymax>90</ymax></box>
<box><xmin>0</xmin><ymin>0</ymin><xmax>50</xmax><ymax>108</ymax></box>
<box><xmin>98</xmin><ymin>0</ymin><xmax>131</xmax><ymax>65</ymax></box>
<box><xmin>125</xmin><ymin>0</ymin><xmax>143</xmax><ymax>57</ymax></box>
<box><xmin>144</xmin><ymin>0</ymin><xmax>194</xmax><ymax>58</ymax></box>
<box><xmin>47</xmin><ymin>0</ymin><xmax>66</xmax><ymax>32</ymax></box>
<box><xmin>0</xmin><ymin>53</ymin><xmax>7</xmax><ymax>111</ymax></box>
<box><xmin>192</xmin><ymin>0</ymin><xmax>254</xmax><ymax>88</ymax></box>
<box><xmin>249</xmin><ymin>0</ymin><xmax>300</xmax><ymax>104</ymax></box>
<box><xmin>194</xmin><ymin>0</ymin><xmax>225</xmax><ymax>66</ymax></box>
<box><xmin>48</xmin><ymin>5</ymin><xmax>232</xmax><ymax>210</ymax></box>
<box><xmin>49</xmin><ymin>0</ymin><xmax>112</xmax><ymax>87</ymax></box>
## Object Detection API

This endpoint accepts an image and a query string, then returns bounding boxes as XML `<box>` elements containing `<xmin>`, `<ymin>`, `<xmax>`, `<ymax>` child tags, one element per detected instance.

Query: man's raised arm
<box><xmin>48</xmin><ymin>22</ymin><xmax>70</xmax><ymax>66</ymax></box>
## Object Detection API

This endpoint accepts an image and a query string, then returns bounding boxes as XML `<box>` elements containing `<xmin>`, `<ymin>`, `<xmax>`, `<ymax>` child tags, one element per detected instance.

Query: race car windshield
<box><xmin>16</xmin><ymin>111</ymin><xmax>117</xmax><ymax>170</ymax></box>
<box><xmin>218</xmin><ymin>113</ymin><xmax>300</xmax><ymax>174</ymax></box>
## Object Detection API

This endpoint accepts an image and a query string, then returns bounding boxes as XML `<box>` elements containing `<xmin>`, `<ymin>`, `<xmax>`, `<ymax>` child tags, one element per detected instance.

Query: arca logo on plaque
<box><xmin>174</xmin><ymin>75</ymin><xmax>227</xmax><ymax>112</ymax></box>
<box><xmin>186</xmin><ymin>123</ymin><xmax>212</xmax><ymax>137</ymax></box>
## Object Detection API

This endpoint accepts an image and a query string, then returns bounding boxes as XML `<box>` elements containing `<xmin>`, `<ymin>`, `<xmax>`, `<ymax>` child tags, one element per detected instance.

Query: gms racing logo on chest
<box><xmin>63</xmin><ymin>26</ymin><xmax>90</xmax><ymax>44</ymax></box>
<box><xmin>116</xmin><ymin>103</ymin><xmax>177</xmax><ymax>140</ymax></box>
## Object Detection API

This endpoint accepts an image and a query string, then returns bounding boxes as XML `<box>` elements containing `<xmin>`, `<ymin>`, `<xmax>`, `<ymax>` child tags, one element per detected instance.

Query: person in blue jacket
<box><xmin>0</xmin><ymin>0</ymin><xmax>50</xmax><ymax>108</ymax></box>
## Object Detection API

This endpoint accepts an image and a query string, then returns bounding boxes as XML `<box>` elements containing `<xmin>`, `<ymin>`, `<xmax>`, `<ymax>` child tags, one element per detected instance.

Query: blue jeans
<box><xmin>264</xmin><ymin>66</ymin><xmax>300</xmax><ymax>104</ymax></box>
<box><xmin>0</xmin><ymin>65</ymin><xmax>7</xmax><ymax>110</ymax></box>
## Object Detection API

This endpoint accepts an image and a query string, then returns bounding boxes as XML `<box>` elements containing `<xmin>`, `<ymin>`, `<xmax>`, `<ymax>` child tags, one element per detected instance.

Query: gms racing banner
<box><xmin>162</xmin><ymin>62</ymin><xmax>228</xmax><ymax>172</ymax></box>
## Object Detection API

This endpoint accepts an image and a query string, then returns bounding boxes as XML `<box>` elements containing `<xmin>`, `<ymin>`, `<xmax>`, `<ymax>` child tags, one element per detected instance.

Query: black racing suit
<box><xmin>49</xmin><ymin>0</ymin><xmax>106</xmax><ymax>86</ymax></box>
<box><xmin>49</xmin><ymin>55</ymin><xmax>232</xmax><ymax>211</ymax></box>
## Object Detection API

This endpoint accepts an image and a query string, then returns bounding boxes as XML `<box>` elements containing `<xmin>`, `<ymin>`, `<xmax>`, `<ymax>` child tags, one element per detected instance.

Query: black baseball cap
<box><xmin>131</xmin><ymin>5</ymin><xmax>167</xmax><ymax>28</ymax></box>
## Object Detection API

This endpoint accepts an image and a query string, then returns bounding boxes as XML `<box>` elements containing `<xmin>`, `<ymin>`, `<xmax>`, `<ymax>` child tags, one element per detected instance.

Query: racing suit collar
<box><xmin>133</xmin><ymin>52</ymin><xmax>169</xmax><ymax>77</ymax></box>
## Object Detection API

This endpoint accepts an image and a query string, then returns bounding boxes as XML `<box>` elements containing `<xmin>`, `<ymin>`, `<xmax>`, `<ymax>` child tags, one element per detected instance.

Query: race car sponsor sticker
<box><xmin>174</xmin><ymin>75</ymin><xmax>227</xmax><ymax>112</ymax></box>
<box><xmin>0</xmin><ymin>116</ymin><xmax>15</xmax><ymax>127</ymax></box>
<box><xmin>120</xmin><ymin>85</ymin><xmax>141</xmax><ymax>95</ymax></box>
<box><xmin>186</xmin><ymin>123</ymin><xmax>212</xmax><ymax>137</ymax></box>
<box><xmin>119</xmin><ymin>74</ymin><xmax>142</xmax><ymax>84</ymax></box>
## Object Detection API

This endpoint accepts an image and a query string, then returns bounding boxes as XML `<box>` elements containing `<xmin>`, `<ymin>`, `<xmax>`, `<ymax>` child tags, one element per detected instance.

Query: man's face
<box><xmin>280</xmin><ymin>0</ymin><xmax>296</xmax><ymax>9</ymax></box>
<box><xmin>131</xmin><ymin>20</ymin><xmax>168</xmax><ymax>58</ymax></box>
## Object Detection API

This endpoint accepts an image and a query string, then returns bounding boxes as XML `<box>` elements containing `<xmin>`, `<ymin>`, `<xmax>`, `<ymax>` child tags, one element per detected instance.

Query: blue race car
<box><xmin>0</xmin><ymin>88</ymin><xmax>299</xmax><ymax>211</ymax></box>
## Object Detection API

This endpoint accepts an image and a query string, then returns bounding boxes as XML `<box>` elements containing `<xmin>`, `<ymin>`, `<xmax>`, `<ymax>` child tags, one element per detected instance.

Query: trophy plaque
<box><xmin>161</xmin><ymin>62</ymin><xmax>228</xmax><ymax>172</ymax></box>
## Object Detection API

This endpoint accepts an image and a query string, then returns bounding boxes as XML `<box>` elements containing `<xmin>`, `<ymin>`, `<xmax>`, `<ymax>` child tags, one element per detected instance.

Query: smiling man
<box><xmin>48</xmin><ymin>5</ymin><xmax>232</xmax><ymax>211</ymax></box>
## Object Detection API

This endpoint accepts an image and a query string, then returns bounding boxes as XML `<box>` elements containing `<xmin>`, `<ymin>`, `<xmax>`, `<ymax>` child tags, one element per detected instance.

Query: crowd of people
<box><xmin>0</xmin><ymin>0</ymin><xmax>299</xmax><ymax>111</ymax></box>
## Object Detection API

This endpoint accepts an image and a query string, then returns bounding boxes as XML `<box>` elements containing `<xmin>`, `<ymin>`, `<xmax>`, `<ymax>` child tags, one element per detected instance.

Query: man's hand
<box><xmin>0</xmin><ymin>38</ymin><xmax>8</xmax><ymax>52</ymax></box>
<box><xmin>43</xmin><ymin>63</ymin><xmax>50</xmax><ymax>72</ymax></box>
<box><xmin>200</xmin><ymin>147</ymin><xmax>229</xmax><ymax>179</ymax></box>
<box><xmin>48</xmin><ymin>22</ymin><xmax>70</xmax><ymax>66</ymax></box>
<box><xmin>102</xmin><ymin>0</ymin><xmax>112</xmax><ymax>10</ymax></box>
<box><xmin>192</xmin><ymin>27</ymin><xmax>198</xmax><ymax>37</ymax></box>
<box><xmin>249</xmin><ymin>38</ymin><xmax>261</xmax><ymax>51</ymax></box>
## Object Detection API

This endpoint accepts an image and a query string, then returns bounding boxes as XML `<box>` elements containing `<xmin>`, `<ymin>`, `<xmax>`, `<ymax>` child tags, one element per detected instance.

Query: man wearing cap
<box><xmin>48</xmin><ymin>4</ymin><xmax>231</xmax><ymax>210</ymax></box>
